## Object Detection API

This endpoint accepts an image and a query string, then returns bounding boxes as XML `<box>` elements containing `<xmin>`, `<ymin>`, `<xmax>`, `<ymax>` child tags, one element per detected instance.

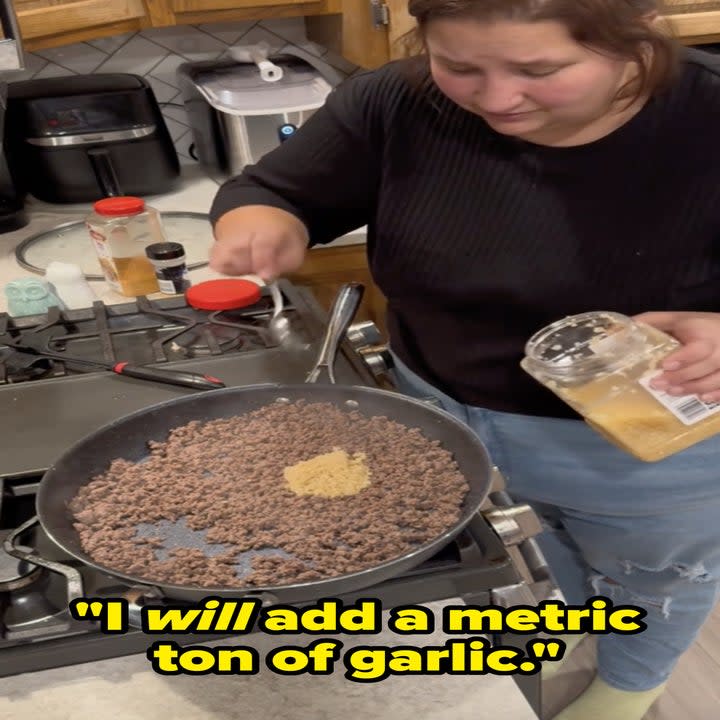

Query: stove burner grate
<box><xmin>0</xmin><ymin>293</ymin><xmax>287</xmax><ymax>384</ymax></box>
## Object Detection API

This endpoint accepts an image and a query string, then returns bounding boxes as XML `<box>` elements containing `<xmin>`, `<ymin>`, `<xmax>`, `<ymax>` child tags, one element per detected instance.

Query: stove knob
<box><xmin>347</xmin><ymin>321</ymin><xmax>383</xmax><ymax>349</ymax></box>
<box><xmin>358</xmin><ymin>346</ymin><xmax>395</xmax><ymax>378</ymax></box>
<box><xmin>483</xmin><ymin>503</ymin><xmax>565</xmax><ymax>605</ymax></box>
<box><xmin>346</xmin><ymin>321</ymin><xmax>394</xmax><ymax>379</ymax></box>
<box><xmin>482</xmin><ymin>504</ymin><xmax>544</xmax><ymax>547</ymax></box>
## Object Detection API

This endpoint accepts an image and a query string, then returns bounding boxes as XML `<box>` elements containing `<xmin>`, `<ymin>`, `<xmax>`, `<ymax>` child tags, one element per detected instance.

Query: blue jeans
<box><xmin>390</xmin><ymin>353</ymin><xmax>720</xmax><ymax>691</ymax></box>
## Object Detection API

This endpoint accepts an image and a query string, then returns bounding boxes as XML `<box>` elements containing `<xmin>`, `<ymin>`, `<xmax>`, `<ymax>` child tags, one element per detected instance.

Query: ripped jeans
<box><xmin>390</xmin><ymin>353</ymin><xmax>720</xmax><ymax>691</ymax></box>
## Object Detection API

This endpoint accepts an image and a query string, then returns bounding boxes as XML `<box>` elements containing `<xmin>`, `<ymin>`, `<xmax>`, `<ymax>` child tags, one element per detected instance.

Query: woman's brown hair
<box><xmin>402</xmin><ymin>0</ymin><xmax>680</xmax><ymax>102</ymax></box>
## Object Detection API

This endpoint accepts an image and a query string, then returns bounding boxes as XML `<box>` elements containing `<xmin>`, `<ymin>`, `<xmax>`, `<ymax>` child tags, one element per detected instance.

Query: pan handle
<box><xmin>4</xmin><ymin>516</ymin><xmax>86</xmax><ymax>603</ymax></box>
<box><xmin>306</xmin><ymin>282</ymin><xmax>364</xmax><ymax>384</ymax></box>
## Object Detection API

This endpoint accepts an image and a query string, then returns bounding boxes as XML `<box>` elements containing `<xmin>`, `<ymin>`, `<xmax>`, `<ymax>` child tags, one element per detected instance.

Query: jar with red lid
<box><xmin>86</xmin><ymin>197</ymin><xmax>164</xmax><ymax>296</ymax></box>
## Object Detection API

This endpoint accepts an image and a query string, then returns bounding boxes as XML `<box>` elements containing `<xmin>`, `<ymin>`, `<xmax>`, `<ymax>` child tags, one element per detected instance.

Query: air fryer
<box><xmin>5</xmin><ymin>74</ymin><xmax>180</xmax><ymax>203</ymax></box>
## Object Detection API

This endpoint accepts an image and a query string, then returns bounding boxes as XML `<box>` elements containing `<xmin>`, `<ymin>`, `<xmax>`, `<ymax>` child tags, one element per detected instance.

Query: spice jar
<box><xmin>520</xmin><ymin>311</ymin><xmax>720</xmax><ymax>462</ymax></box>
<box><xmin>86</xmin><ymin>197</ymin><xmax>163</xmax><ymax>296</ymax></box>
<box><xmin>145</xmin><ymin>242</ymin><xmax>190</xmax><ymax>295</ymax></box>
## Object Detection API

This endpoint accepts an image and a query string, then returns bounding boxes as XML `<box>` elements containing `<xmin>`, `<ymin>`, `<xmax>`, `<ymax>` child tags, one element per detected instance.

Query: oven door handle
<box><xmin>3</xmin><ymin>515</ymin><xmax>86</xmax><ymax>603</ymax></box>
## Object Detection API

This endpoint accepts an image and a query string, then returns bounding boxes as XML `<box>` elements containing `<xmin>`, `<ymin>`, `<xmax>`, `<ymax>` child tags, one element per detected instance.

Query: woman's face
<box><xmin>425</xmin><ymin>18</ymin><xmax>639</xmax><ymax>145</ymax></box>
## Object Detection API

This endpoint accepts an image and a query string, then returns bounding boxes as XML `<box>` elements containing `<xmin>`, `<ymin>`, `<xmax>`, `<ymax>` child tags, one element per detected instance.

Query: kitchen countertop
<box><xmin>0</xmin><ymin>600</ymin><xmax>539</xmax><ymax>720</ymax></box>
<box><xmin>0</xmin><ymin>165</ymin><xmax>367</xmax><ymax>314</ymax></box>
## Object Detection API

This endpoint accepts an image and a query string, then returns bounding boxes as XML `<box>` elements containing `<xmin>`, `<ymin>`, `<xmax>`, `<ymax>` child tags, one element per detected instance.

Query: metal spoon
<box><xmin>267</xmin><ymin>280</ymin><xmax>292</xmax><ymax>344</ymax></box>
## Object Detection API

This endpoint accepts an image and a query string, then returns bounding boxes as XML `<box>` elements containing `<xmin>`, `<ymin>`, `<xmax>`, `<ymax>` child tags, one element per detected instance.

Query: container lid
<box><xmin>524</xmin><ymin>311</ymin><xmax>636</xmax><ymax>373</ymax></box>
<box><xmin>146</xmin><ymin>242</ymin><xmax>185</xmax><ymax>260</ymax></box>
<box><xmin>186</xmin><ymin>279</ymin><xmax>262</xmax><ymax>310</ymax></box>
<box><xmin>192</xmin><ymin>61</ymin><xmax>332</xmax><ymax>116</ymax></box>
<box><xmin>93</xmin><ymin>197</ymin><xmax>145</xmax><ymax>217</ymax></box>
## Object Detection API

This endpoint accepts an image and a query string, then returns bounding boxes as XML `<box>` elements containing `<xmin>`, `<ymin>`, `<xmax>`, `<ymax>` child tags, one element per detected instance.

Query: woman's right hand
<box><xmin>210</xmin><ymin>205</ymin><xmax>310</xmax><ymax>281</ymax></box>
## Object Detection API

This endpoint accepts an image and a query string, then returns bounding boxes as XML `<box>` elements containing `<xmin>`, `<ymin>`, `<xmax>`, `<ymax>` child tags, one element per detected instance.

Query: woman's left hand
<box><xmin>633</xmin><ymin>311</ymin><xmax>720</xmax><ymax>402</ymax></box>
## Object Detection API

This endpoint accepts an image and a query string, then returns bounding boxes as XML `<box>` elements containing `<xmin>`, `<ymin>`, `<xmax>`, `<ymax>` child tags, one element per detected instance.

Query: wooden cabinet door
<box><xmin>170</xmin><ymin>0</ymin><xmax>340</xmax><ymax>25</ymax></box>
<box><xmin>172</xmin><ymin>0</ymin><xmax>309</xmax><ymax>11</ymax></box>
<box><xmin>381</xmin><ymin>0</ymin><xmax>720</xmax><ymax>61</ymax></box>
<box><xmin>319</xmin><ymin>0</ymin><xmax>720</xmax><ymax>70</ymax></box>
<box><xmin>307</xmin><ymin>0</ymin><xmax>412</xmax><ymax>69</ymax></box>
<box><xmin>661</xmin><ymin>1</ymin><xmax>720</xmax><ymax>42</ymax></box>
<box><xmin>664</xmin><ymin>0</ymin><xmax>720</xmax><ymax>9</ymax></box>
<box><xmin>385</xmin><ymin>0</ymin><xmax>415</xmax><ymax>60</ymax></box>
<box><xmin>307</xmin><ymin>0</ymin><xmax>415</xmax><ymax>69</ymax></box>
<box><xmin>15</xmin><ymin>0</ymin><xmax>149</xmax><ymax>43</ymax></box>
<box><xmin>16</xmin><ymin>0</ymin><xmax>341</xmax><ymax>51</ymax></box>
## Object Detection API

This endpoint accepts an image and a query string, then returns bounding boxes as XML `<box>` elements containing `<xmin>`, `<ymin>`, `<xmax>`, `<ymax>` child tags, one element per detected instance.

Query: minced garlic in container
<box><xmin>521</xmin><ymin>311</ymin><xmax>720</xmax><ymax>462</ymax></box>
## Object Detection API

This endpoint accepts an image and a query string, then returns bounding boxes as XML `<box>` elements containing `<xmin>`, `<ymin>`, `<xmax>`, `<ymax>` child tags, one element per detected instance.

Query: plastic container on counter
<box><xmin>520</xmin><ymin>310</ymin><xmax>720</xmax><ymax>462</ymax></box>
<box><xmin>45</xmin><ymin>261</ymin><xmax>96</xmax><ymax>309</ymax></box>
<box><xmin>145</xmin><ymin>242</ymin><xmax>191</xmax><ymax>295</ymax></box>
<box><xmin>85</xmin><ymin>197</ymin><xmax>163</xmax><ymax>296</ymax></box>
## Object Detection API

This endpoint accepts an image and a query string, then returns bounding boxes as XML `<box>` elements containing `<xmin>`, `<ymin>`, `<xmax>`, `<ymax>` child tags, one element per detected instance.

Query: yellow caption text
<box><xmin>68</xmin><ymin>596</ymin><xmax>646</xmax><ymax>680</ymax></box>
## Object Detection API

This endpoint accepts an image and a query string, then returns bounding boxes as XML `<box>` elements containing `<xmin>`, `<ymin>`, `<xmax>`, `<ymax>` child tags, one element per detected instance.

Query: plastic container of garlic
<box><xmin>520</xmin><ymin>311</ymin><xmax>720</xmax><ymax>462</ymax></box>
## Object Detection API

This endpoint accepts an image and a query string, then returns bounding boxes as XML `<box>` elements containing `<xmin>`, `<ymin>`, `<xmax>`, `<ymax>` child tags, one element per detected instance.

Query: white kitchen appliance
<box><xmin>177</xmin><ymin>51</ymin><xmax>343</xmax><ymax>180</ymax></box>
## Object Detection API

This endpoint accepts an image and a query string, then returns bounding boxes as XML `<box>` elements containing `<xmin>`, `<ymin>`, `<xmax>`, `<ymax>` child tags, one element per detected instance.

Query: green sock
<box><xmin>552</xmin><ymin>675</ymin><xmax>666</xmax><ymax>720</ymax></box>
<box><xmin>541</xmin><ymin>633</ymin><xmax>586</xmax><ymax>679</ymax></box>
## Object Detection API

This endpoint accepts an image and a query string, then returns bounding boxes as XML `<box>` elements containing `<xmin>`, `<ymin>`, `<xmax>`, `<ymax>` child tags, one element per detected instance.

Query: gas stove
<box><xmin>0</xmin><ymin>281</ymin><xmax>380</xmax><ymax>480</ymax></box>
<box><xmin>0</xmin><ymin>281</ymin><xmax>551</xmax><ymax>716</ymax></box>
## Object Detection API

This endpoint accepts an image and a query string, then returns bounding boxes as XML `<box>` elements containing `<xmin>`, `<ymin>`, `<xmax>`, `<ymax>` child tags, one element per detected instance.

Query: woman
<box><xmin>208</xmin><ymin>1</ymin><xmax>720</xmax><ymax>718</ymax></box>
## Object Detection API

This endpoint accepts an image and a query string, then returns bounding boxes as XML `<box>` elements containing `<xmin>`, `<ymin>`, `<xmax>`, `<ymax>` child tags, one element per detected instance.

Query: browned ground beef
<box><xmin>69</xmin><ymin>401</ymin><xmax>469</xmax><ymax>588</ymax></box>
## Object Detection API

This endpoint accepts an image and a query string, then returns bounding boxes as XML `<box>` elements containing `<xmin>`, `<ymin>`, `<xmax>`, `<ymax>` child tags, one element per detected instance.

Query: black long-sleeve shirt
<box><xmin>210</xmin><ymin>49</ymin><xmax>720</xmax><ymax>418</ymax></box>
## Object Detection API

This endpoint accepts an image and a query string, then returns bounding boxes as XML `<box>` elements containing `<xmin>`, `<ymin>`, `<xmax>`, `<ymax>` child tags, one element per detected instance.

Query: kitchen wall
<box><xmin>11</xmin><ymin>19</ymin><xmax>360</xmax><ymax>164</ymax></box>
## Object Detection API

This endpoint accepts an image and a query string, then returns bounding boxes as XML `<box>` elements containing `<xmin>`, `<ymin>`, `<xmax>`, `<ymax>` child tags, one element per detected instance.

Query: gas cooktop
<box><xmin>0</xmin><ymin>282</ymin><xmax>548</xmax><ymax>717</ymax></box>
<box><xmin>0</xmin><ymin>282</ymin><xmax>376</xmax><ymax>479</ymax></box>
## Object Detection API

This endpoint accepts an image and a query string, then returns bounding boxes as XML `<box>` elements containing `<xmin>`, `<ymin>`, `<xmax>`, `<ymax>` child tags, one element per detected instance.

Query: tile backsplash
<box><xmin>13</xmin><ymin>19</ymin><xmax>359</xmax><ymax>164</ymax></box>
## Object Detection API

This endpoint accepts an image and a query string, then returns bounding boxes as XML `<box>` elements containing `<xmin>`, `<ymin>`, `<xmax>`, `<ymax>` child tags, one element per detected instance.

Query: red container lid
<box><xmin>186</xmin><ymin>279</ymin><xmax>262</xmax><ymax>311</ymax></box>
<box><xmin>93</xmin><ymin>197</ymin><xmax>146</xmax><ymax>217</ymax></box>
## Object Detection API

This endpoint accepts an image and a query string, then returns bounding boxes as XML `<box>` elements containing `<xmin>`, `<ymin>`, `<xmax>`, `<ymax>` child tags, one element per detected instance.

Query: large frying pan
<box><xmin>8</xmin><ymin>284</ymin><xmax>494</xmax><ymax>605</ymax></box>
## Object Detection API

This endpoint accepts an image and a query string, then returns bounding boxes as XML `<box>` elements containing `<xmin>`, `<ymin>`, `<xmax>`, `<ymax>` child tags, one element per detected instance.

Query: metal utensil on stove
<box><xmin>267</xmin><ymin>280</ymin><xmax>292</xmax><ymax>344</ymax></box>
<box><xmin>0</xmin><ymin>329</ymin><xmax>226</xmax><ymax>391</ymax></box>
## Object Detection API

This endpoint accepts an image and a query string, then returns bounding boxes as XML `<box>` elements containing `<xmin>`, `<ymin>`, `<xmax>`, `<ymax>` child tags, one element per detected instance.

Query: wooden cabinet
<box><xmin>16</xmin><ymin>0</ymin><xmax>149</xmax><ymax>50</ymax></box>
<box><xmin>309</xmin><ymin>0</ymin><xmax>720</xmax><ymax>71</ymax></box>
<box><xmin>286</xmin><ymin>243</ymin><xmax>388</xmax><ymax>338</ymax></box>
<box><xmin>167</xmin><ymin>0</ymin><xmax>339</xmax><ymax>26</ymax></box>
<box><xmin>663</xmin><ymin>1</ymin><xmax>720</xmax><ymax>43</ymax></box>
<box><xmin>16</xmin><ymin>0</ymin><xmax>341</xmax><ymax>51</ymax></box>
<box><xmin>14</xmin><ymin>0</ymin><xmax>720</xmax><ymax>58</ymax></box>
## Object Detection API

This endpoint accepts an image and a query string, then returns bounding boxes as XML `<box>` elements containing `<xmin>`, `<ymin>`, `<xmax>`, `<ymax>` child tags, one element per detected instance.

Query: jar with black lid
<box><xmin>145</xmin><ymin>242</ymin><xmax>190</xmax><ymax>295</ymax></box>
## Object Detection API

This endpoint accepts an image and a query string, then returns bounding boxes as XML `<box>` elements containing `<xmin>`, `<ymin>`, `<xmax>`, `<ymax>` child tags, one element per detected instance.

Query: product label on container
<box><xmin>154</xmin><ymin>264</ymin><xmax>190</xmax><ymax>295</ymax></box>
<box><xmin>86</xmin><ymin>223</ymin><xmax>121</xmax><ymax>292</ymax></box>
<box><xmin>639</xmin><ymin>373</ymin><xmax>720</xmax><ymax>426</ymax></box>
<box><xmin>158</xmin><ymin>278</ymin><xmax>177</xmax><ymax>294</ymax></box>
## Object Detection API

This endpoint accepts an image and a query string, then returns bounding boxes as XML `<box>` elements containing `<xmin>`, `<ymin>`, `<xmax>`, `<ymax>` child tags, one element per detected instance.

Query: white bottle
<box><xmin>45</xmin><ymin>262</ymin><xmax>97</xmax><ymax>310</ymax></box>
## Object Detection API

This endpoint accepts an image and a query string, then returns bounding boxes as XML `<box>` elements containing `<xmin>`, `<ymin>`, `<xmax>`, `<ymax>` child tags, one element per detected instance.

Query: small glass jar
<box><xmin>521</xmin><ymin>311</ymin><xmax>720</xmax><ymax>462</ymax></box>
<box><xmin>145</xmin><ymin>242</ymin><xmax>190</xmax><ymax>295</ymax></box>
<box><xmin>86</xmin><ymin>197</ymin><xmax>163</xmax><ymax>297</ymax></box>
